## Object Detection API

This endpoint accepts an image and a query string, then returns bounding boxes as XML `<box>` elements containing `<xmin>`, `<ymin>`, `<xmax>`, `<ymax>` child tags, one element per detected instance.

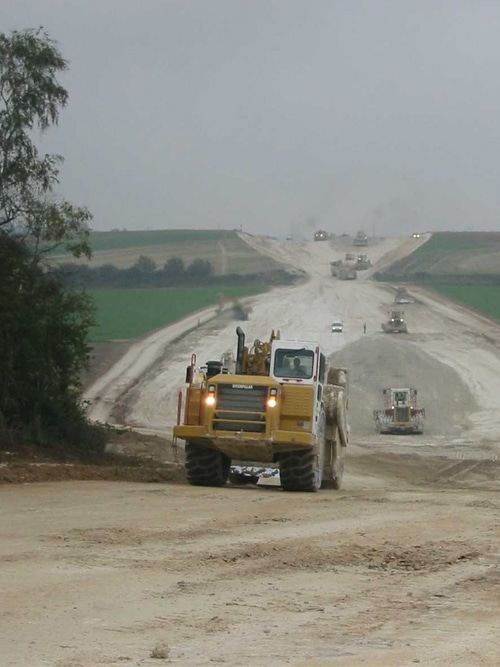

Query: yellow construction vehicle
<box><xmin>173</xmin><ymin>327</ymin><xmax>349</xmax><ymax>492</ymax></box>
<box><xmin>330</xmin><ymin>260</ymin><xmax>357</xmax><ymax>280</ymax></box>
<box><xmin>373</xmin><ymin>388</ymin><xmax>425</xmax><ymax>434</ymax></box>
<box><xmin>355</xmin><ymin>254</ymin><xmax>372</xmax><ymax>270</ymax></box>
<box><xmin>381</xmin><ymin>310</ymin><xmax>408</xmax><ymax>333</ymax></box>
<box><xmin>353</xmin><ymin>230</ymin><xmax>369</xmax><ymax>246</ymax></box>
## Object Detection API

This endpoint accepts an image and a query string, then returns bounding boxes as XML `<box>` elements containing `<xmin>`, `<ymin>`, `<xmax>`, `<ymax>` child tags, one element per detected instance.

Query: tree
<box><xmin>186</xmin><ymin>258</ymin><xmax>214</xmax><ymax>281</ymax></box>
<box><xmin>0</xmin><ymin>28</ymin><xmax>91</xmax><ymax>258</ymax></box>
<box><xmin>0</xmin><ymin>234</ymin><xmax>96</xmax><ymax>441</ymax></box>
<box><xmin>134</xmin><ymin>255</ymin><xmax>157</xmax><ymax>272</ymax></box>
<box><xmin>163</xmin><ymin>256</ymin><xmax>185</xmax><ymax>282</ymax></box>
<box><xmin>0</xmin><ymin>28</ymin><xmax>96</xmax><ymax>445</ymax></box>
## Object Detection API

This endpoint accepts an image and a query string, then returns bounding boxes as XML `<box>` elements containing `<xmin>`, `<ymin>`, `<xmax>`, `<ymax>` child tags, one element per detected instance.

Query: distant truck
<box><xmin>353</xmin><ymin>230</ymin><xmax>368</xmax><ymax>246</ymax></box>
<box><xmin>373</xmin><ymin>388</ymin><xmax>425</xmax><ymax>434</ymax></box>
<box><xmin>381</xmin><ymin>310</ymin><xmax>408</xmax><ymax>333</ymax></box>
<box><xmin>314</xmin><ymin>230</ymin><xmax>330</xmax><ymax>241</ymax></box>
<box><xmin>330</xmin><ymin>260</ymin><xmax>357</xmax><ymax>280</ymax></box>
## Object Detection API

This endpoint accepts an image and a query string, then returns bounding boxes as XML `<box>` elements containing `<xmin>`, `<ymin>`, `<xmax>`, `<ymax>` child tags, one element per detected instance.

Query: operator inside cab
<box><xmin>395</xmin><ymin>391</ymin><xmax>407</xmax><ymax>404</ymax></box>
<box><xmin>273</xmin><ymin>348</ymin><xmax>314</xmax><ymax>379</ymax></box>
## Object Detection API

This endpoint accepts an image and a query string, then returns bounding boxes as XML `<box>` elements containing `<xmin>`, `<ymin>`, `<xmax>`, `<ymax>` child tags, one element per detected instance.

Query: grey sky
<box><xmin>3</xmin><ymin>1</ymin><xmax>500</xmax><ymax>238</ymax></box>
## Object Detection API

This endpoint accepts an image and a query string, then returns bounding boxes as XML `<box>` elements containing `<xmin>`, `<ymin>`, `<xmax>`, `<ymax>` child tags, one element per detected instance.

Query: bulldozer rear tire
<box><xmin>322</xmin><ymin>427</ymin><xmax>346</xmax><ymax>490</ymax></box>
<box><xmin>185</xmin><ymin>442</ymin><xmax>231</xmax><ymax>487</ymax></box>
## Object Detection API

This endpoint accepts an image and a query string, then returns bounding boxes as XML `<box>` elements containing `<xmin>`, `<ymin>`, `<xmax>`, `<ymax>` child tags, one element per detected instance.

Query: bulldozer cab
<box><xmin>270</xmin><ymin>340</ymin><xmax>326</xmax><ymax>432</ymax></box>
<box><xmin>272</xmin><ymin>348</ymin><xmax>314</xmax><ymax>379</ymax></box>
<box><xmin>394</xmin><ymin>390</ymin><xmax>408</xmax><ymax>406</ymax></box>
<box><xmin>382</xmin><ymin>387</ymin><xmax>417</xmax><ymax>408</ymax></box>
<box><xmin>270</xmin><ymin>341</ymin><xmax>325</xmax><ymax>384</ymax></box>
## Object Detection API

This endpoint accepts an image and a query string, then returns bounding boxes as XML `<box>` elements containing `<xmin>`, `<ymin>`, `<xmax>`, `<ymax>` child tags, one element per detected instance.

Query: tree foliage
<box><xmin>0</xmin><ymin>28</ymin><xmax>97</xmax><ymax>447</ymax></box>
<box><xmin>134</xmin><ymin>254</ymin><xmax>157</xmax><ymax>272</ymax></box>
<box><xmin>186</xmin><ymin>258</ymin><xmax>214</xmax><ymax>279</ymax></box>
<box><xmin>0</xmin><ymin>28</ymin><xmax>91</xmax><ymax>258</ymax></box>
<box><xmin>164</xmin><ymin>256</ymin><xmax>185</xmax><ymax>277</ymax></box>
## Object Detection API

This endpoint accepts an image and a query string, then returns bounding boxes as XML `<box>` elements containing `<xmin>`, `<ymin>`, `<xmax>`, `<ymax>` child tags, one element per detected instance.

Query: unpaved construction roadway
<box><xmin>1</xmin><ymin>235</ymin><xmax>500</xmax><ymax>666</ymax></box>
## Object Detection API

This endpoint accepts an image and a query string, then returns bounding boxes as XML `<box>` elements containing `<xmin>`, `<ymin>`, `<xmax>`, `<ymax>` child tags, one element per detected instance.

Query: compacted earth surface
<box><xmin>1</xmin><ymin>234</ymin><xmax>500</xmax><ymax>666</ymax></box>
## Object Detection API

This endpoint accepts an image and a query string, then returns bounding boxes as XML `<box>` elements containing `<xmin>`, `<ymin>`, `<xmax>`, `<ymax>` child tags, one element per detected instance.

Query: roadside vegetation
<box><xmin>54</xmin><ymin>255</ymin><xmax>294</xmax><ymax>290</ymax></box>
<box><xmin>0</xmin><ymin>28</ymin><xmax>106</xmax><ymax>457</ymax></box>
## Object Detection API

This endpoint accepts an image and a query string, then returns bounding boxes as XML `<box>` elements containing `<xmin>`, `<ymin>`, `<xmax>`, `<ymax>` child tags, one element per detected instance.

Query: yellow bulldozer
<box><xmin>173</xmin><ymin>327</ymin><xmax>349</xmax><ymax>492</ymax></box>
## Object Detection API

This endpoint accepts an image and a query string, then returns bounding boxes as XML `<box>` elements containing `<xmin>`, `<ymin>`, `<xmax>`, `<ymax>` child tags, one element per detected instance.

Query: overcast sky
<box><xmin>3</xmin><ymin>1</ymin><xmax>500</xmax><ymax>238</ymax></box>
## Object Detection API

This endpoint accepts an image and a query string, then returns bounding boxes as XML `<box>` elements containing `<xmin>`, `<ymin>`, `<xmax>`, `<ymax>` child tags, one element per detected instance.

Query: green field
<box><xmin>412</xmin><ymin>232</ymin><xmax>492</xmax><ymax>256</ymax></box>
<box><xmin>88</xmin><ymin>285</ymin><xmax>265</xmax><ymax>342</ymax></box>
<box><xmin>378</xmin><ymin>231</ymin><xmax>500</xmax><ymax>280</ymax></box>
<box><xmin>428</xmin><ymin>284</ymin><xmax>500</xmax><ymax>322</ymax></box>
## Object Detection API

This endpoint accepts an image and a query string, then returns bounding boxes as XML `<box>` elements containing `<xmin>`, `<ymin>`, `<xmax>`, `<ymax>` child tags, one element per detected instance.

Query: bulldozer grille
<box><xmin>395</xmin><ymin>407</ymin><xmax>410</xmax><ymax>422</ymax></box>
<box><xmin>213</xmin><ymin>384</ymin><xmax>268</xmax><ymax>433</ymax></box>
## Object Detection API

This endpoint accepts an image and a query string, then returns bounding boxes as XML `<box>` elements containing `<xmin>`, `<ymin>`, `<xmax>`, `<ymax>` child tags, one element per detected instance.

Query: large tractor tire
<box><xmin>280</xmin><ymin>449</ymin><xmax>322</xmax><ymax>492</ymax></box>
<box><xmin>280</xmin><ymin>416</ymin><xmax>326</xmax><ymax>492</ymax></box>
<box><xmin>184</xmin><ymin>442</ymin><xmax>231</xmax><ymax>487</ymax></box>
<box><xmin>321</xmin><ymin>427</ymin><xmax>346</xmax><ymax>490</ymax></box>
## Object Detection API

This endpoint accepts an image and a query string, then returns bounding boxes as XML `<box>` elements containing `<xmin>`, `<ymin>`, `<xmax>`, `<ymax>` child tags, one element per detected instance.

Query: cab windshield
<box><xmin>273</xmin><ymin>348</ymin><xmax>315</xmax><ymax>379</ymax></box>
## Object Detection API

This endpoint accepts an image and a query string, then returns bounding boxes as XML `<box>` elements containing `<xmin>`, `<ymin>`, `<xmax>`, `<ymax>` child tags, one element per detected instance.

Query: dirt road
<box><xmin>2</xmin><ymin>234</ymin><xmax>500</xmax><ymax>666</ymax></box>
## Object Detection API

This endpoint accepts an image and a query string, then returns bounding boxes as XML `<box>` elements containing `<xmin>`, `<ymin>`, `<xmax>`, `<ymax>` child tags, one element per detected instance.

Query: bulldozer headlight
<box><xmin>205</xmin><ymin>385</ymin><xmax>216</xmax><ymax>406</ymax></box>
<box><xmin>267</xmin><ymin>388</ymin><xmax>278</xmax><ymax>408</ymax></box>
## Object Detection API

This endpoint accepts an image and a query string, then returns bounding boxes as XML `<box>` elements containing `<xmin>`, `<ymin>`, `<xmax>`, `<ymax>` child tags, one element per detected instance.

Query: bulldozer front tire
<box><xmin>280</xmin><ymin>419</ymin><xmax>325</xmax><ymax>493</ymax></box>
<box><xmin>184</xmin><ymin>442</ymin><xmax>231</xmax><ymax>487</ymax></box>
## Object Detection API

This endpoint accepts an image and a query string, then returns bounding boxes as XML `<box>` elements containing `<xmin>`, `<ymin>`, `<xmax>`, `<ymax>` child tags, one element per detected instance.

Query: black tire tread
<box><xmin>184</xmin><ymin>443</ymin><xmax>230</xmax><ymax>487</ymax></box>
<box><xmin>280</xmin><ymin>449</ymin><xmax>318</xmax><ymax>492</ymax></box>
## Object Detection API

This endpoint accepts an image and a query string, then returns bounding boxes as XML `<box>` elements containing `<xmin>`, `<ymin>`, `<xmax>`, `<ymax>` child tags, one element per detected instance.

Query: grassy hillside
<box><xmin>54</xmin><ymin>229</ymin><xmax>285</xmax><ymax>276</ymax></box>
<box><xmin>376</xmin><ymin>232</ymin><xmax>500</xmax><ymax>279</ymax></box>
<box><xmin>375</xmin><ymin>232</ymin><xmax>500</xmax><ymax>323</ymax></box>
<box><xmin>425</xmin><ymin>284</ymin><xmax>500</xmax><ymax>321</ymax></box>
